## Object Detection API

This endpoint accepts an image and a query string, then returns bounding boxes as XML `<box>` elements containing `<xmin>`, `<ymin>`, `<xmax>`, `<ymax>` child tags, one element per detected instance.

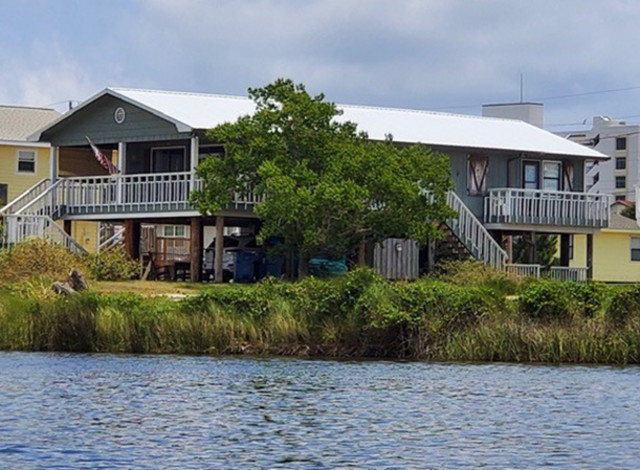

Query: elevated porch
<box><xmin>58</xmin><ymin>171</ymin><xmax>261</xmax><ymax>219</ymax></box>
<box><xmin>484</xmin><ymin>188</ymin><xmax>611</xmax><ymax>233</ymax></box>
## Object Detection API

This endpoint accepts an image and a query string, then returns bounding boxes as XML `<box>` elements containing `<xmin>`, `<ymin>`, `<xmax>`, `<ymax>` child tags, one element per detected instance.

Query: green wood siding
<box><xmin>42</xmin><ymin>95</ymin><xmax>189</xmax><ymax>147</ymax></box>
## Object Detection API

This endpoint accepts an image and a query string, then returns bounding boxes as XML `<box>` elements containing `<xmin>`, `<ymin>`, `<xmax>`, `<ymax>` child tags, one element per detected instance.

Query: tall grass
<box><xmin>1</xmin><ymin>265</ymin><xmax>640</xmax><ymax>364</ymax></box>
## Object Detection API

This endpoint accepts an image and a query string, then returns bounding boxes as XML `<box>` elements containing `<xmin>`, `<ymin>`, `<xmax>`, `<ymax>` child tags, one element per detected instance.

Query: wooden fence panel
<box><xmin>373</xmin><ymin>238</ymin><xmax>420</xmax><ymax>280</ymax></box>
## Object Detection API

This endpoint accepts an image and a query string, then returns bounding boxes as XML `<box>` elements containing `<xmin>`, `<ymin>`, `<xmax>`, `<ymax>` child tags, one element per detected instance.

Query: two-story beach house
<box><xmin>1</xmin><ymin>88</ymin><xmax>609</xmax><ymax>281</ymax></box>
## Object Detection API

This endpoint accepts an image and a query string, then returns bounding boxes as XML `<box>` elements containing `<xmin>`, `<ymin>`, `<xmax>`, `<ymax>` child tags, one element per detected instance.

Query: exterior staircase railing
<box><xmin>0</xmin><ymin>178</ymin><xmax>51</xmax><ymax>216</ymax></box>
<box><xmin>0</xmin><ymin>179</ymin><xmax>87</xmax><ymax>255</ymax></box>
<box><xmin>98</xmin><ymin>223</ymin><xmax>125</xmax><ymax>252</ymax></box>
<box><xmin>2</xmin><ymin>214</ymin><xmax>87</xmax><ymax>255</ymax></box>
<box><xmin>445</xmin><ymin>190</ymin><xmax>508</xmax><ymax>269</ymax></box>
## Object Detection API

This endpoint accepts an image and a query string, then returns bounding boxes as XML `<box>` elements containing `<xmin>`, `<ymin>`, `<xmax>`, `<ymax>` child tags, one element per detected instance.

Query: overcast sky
<box><xmin>1</xmin><ymin>0</ymin><xmax>640</xmax><ymax>131</ymax></box>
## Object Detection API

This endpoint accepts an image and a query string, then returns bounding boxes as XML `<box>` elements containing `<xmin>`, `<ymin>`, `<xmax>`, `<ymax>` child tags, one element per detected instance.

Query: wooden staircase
<box><xmin>434</xmin><ymin>222</ymin><xmax>474</xmax><ymax>264</ymax></box>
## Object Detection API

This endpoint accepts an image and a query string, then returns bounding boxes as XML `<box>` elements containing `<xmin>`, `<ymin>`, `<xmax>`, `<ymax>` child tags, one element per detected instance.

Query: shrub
<box><xmin>607</xmin><ymin>286</ymin><xmax>640</xmax><ymax>325</ymax></box>
<box><xmin>397</xmin><ymin>279</ymin><xmax>490</xmax><ymax>332</ymax></box>
<box><xmin>519</xmin><ymin>280</ymin><xmax>571</xmax><ymax>319</ymax></box>
<box><xmin>437</xmin><ymin>259</ymin><xmax>520</xmax><ymax>295</ymax></box>
<box><xmin>0</xmin><ymin>239</ymin><xmax>88</xmax><ymax>283</ymax></box>
<box><xmin>563</xmin><ymin>282</ymin><xmax>609</xmax><ymax>318</ymax></box>
<box><xmin>87</xmin><ymin>245</ymin><xmax>139</xmax><ymax>281</ymax></box>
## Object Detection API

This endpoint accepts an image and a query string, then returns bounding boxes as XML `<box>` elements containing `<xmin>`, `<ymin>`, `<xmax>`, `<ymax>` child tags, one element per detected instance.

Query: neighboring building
<box><xmin>0</xmin><ymin>105</ymin><xmax>59</xmax><ymax>204</ymax></box>
<box><xmin>561</xmin><ymin>116</ymin><xmax>640</xmax><ymax>201</ymax></box>
<box><xmin>482</xmin><ymin>102</ymin><xmax>544</xmax><ymax>128</ymax></box>
<box><xmin>0</xmin><ymin>105</ymin><xmax>105</xmax><ymax>253</ymax></box>
<box><xmin>6</xmin><ymin>87</ymin><xmax>608</xmax><ymax>281</ymax></box>
<box><xmin>570</xmin><ymin>201</ymin><xmax>640</xmax><ymax>282</ymax></box>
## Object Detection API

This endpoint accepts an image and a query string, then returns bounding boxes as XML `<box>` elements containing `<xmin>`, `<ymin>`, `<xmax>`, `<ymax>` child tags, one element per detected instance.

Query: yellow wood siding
<box><xmin>570</xmin><ymin>232</ymin><xmax>640</xmax><ymax>282</ymax></box>
<box><xmin>593</xmin><ymin>231</ymin><xmax>640</xmax><ymax>282</ymax></box>
<box><xmin>569</xmin><ymin>234</ymin><xmax>587</xmax><ymax>268</ymax></box>
<box><xmin>71</xmin><ymin>221</ymin><xmax>99</xmax><ymax>254</ymax></box>
<box><xmin>0</xmin><ymin>144</ymin><xmax>50</xmax><ymax>203</ymax></box>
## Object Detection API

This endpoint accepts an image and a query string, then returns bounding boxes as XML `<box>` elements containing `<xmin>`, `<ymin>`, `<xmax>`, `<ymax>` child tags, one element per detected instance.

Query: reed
<box><xmin>1</xmin><ymin>267</ymin><xmax>640</xmax><ymax>364</ymax></box>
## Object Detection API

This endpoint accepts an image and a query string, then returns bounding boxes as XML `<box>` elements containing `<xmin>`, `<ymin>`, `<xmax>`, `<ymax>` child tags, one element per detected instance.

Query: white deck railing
<box><xmin>484</xmin><ymin>188</ymin><xmax>611</xmax><ymax>227</ymax></box>
<box><xmin>446</xmin><ymin>190</ymin><xmax>508</xmax><ymax>269</ymax></box>
<box><xmin>505</xmin><ymin>263</ymin><xmax>542</xmax><ymax>278</ymax></box>
<box><xmin>547</xmin><ymin>266</ymin><xmax>588</xmax><ymax>282</ymax></box>
<box><xmin>57</xmin><ymin>171</ymin><xmax>262</xmax><ymax>216</ymax></box>
<box><xmin>503</xmin><ymin>264</ymin><xmax>588</xmax><ymax>282</ymax></box>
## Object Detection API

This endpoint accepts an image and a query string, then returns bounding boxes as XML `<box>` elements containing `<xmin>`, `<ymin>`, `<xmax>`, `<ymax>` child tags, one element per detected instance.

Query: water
<box><xmin>1</xmin><ymin>353</ymin><xmax>640</xmax><ymax>469</ymax></box>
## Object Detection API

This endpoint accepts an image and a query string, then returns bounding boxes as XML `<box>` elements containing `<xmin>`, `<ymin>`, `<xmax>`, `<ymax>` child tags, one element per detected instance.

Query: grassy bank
<box><xmin>2</xmin><ymin>264</ymin><xmax>640</xmax><ymax>364</ymax></box>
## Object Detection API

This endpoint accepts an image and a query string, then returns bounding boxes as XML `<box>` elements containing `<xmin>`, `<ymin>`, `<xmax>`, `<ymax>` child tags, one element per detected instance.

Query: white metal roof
<box><xmin>35</xmin><ymin>87</ymin><xmax>608</xmax><ymax>159</ymax></box>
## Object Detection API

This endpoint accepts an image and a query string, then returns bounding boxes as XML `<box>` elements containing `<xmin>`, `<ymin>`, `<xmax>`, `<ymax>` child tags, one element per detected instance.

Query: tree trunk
<box><xmin>297</xmin><ymin>253</ymin><xmax>308</xmax><ymax>280</ymax></box>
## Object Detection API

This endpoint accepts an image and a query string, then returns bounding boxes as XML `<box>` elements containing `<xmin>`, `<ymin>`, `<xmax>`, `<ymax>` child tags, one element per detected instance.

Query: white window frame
<box><xmin>522</xmin><ymin>160</ymin><xmax>540</xmax><ymax>190</ymax></box>
<box><xmin>542</xmin><ymin>160</ymin><xmax>562</xmax><ymax>191</ymax></box>
<box><xmin>159</xmin><ymin>224</ymin><xmax>190</xmax><ymax>238</ymax></box>
<box><xmin>150</xmin><ymin>146</ymin><xmax>187</xmax><ymax>173</ymax></box>
<box><xmin>0</xmin><ymin>183</ymin><xmax>7</xmax><ymax>206</ymax></box>
<box><xmin>16</xmin><ymin>149</ymin><xmax>36</xmax><ymax>174</ymax></box>
<box><xmin>631</xmin><ymin>237</ymin><xmax>640</xmax><ymax>262</ymax></box>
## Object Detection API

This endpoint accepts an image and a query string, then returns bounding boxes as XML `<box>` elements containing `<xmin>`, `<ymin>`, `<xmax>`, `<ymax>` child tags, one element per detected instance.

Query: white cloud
<box><xmin>2</xmin><ymin>0</ymin><xmax>640</xmax><ymax>126</ymax></box>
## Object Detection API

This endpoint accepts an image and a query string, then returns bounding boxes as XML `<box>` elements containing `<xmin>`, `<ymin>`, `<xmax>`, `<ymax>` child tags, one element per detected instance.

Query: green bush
<box><xmin>563</xmin><ymin>282</ymin><xmax>609</xmax><ymax>318</ymax></box>
<box><xmin>437</xmin><ymin>259</ymin><xmax>520</xmax><ymax>295</ymax></box>
<box><xmin>607</xmin><ymin>286</ymin><xmax>640</xmax><ymax>325</ymax></box>
<box><xmin>0</xmin><ymin>239</ymin><xmax>88</xmax><ymax>283</ymax></box>
<box><xmin>519</xmin><ymin>280</ymin><xmax>571</xmax><ymax>319</ymax></box>
<box><xmin>87</xmin><ymin>245</ymin><xmax>139</xmax><ymax>281</ymax></box>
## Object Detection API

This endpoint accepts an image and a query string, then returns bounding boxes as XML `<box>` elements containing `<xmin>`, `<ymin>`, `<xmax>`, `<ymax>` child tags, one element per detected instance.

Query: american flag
<box><xmin>86</xmin><ymin>136</ymin><xmax>118</xmax><ymax>174</ymax></box>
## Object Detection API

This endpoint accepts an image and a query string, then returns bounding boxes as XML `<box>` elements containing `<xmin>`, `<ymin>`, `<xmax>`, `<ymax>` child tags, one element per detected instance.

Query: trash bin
<box><xmin>234</xmin><ymin>250</ymin><xmax>256</xmax><ymax>283</ymax></box>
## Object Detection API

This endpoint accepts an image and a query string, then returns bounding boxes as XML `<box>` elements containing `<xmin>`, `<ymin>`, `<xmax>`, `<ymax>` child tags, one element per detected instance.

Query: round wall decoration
<box><xmin>114</xmin><ymin>107</ymin><xmax>126</xmax><ymax>124</ymax></box>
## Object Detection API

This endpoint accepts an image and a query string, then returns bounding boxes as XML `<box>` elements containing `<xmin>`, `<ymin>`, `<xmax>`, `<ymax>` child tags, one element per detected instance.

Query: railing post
<box><xmin>117</xmin><ymin>142</ymin><xmax>126</xmax><ymax>205</ymax></box>
<box><xmin>190</xmin><ymin>135</ymin><xmax>199</xmax><ymax>196</ymax></box>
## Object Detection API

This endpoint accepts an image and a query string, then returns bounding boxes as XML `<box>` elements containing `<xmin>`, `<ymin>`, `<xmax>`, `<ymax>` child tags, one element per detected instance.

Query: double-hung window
<box><xmin>17</xmin><ymin>150</ymin><xmax>36</xmax><ymax>173</ymax></box>
<box><xmin>542</xmin><ymin>162</ymin><xmax>561</xmax><ymax>191</ymax></box>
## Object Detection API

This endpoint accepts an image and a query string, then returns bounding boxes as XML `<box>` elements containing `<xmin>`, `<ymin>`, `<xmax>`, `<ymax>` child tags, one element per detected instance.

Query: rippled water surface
<box><xmin>1</xmin><ymin>353</ymin><xmax>640</xmax><ymax>469</ymax></box>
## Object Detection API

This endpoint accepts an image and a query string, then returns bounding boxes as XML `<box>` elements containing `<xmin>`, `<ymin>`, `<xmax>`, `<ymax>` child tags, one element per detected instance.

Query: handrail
<box><xmin>98</xmin><ymin>225</ymin><xmax>125</xmax><ymax>252</ymax></box>
<box><xmin>62</xmin><ymin>170</ymin><xmax>193</xmax><ymax>182</ymax></box>
<box><xmin>15</xmin><ymin>180</ymin><xmax>62</xmax><ymax>215</ymax></box>
<box><xmin>446</xmin><ymin>190</ymin><xmax>508</xmax><ymax>269</ymax></box>
<box><xmin>0</xmin><ymin>178</ymin><xmax>51</xmax><ymax>215</ymax></box>
<box><xmin>3</xmin><ymin>214</ymin><xmax>87</xmax><ymax>255</ymax></box>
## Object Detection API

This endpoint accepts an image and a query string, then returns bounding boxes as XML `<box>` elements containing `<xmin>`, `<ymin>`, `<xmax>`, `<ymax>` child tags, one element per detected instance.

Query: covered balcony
<box><xmin>57</xmin><ymin>171</ymin><xmax>261</xmax><ymax>218</ymax></box>
<box><xmin>484</xmin><ymin>188</ymin><xmax>611</xmax><ymax>231</ymax></box>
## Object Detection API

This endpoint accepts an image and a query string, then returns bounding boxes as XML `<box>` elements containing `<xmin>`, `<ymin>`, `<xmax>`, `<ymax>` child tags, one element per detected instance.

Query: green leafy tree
<box><xmin>191</xmin><ymin>79</ymin><xmax>454</xmax><ymax>277</ymax></box>
<box><xmin>513</xmin><ymin>234</ymin><xmax>559</xmax><ymax>268</ymax></box>
<box><xmin>620</xmin><ymin>202</ymin><xmax>636</xmax><ymax>220</ymax></box>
